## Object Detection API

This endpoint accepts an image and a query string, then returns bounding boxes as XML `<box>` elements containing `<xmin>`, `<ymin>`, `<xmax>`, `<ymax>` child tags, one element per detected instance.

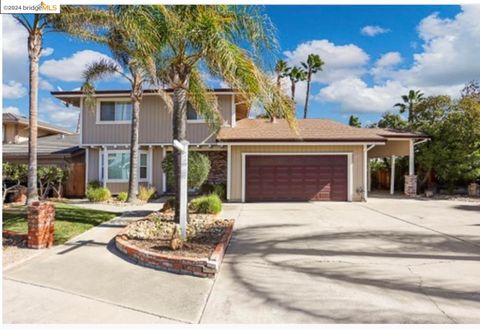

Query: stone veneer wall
<box><xmin>404</xmin><ymin>175</ymin><xmax>417</xmax><ymax>197</ymax></box>
<box><xmin>203</xmin><ymin>151</ymin><xmax>227</xmax><ymax>185</ymax></box>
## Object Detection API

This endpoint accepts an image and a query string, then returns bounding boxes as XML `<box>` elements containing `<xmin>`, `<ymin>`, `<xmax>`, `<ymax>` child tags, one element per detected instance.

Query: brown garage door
<box><xmin>245</xmin><ymin>155</ymin><xmax>348</xmax><ymax>202</ymax></box>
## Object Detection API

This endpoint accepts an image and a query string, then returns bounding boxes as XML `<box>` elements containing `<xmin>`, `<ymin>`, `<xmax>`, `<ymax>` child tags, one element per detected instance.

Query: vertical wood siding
<box><xmin>82</xmin><ymin>94</ymin><xmax>233</xmax><ymax>145</ymax></box>
<box><xmin>229</xmin><ymin>145</ymin><xmax>365</xmax><ymax>202</ymax></box>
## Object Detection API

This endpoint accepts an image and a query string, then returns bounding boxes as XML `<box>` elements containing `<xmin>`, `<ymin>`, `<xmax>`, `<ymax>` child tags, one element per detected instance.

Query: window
<box><xmin>108</xmin><ymin>153</ymin><xmax>130</xmax><ymax>180</ymax></box>
<box><xmin>140</xmin><ymin>154</ymin><xmax>147</xmax><ymax>180</ymax></box>
<box><xmin>98</xmin><ymin>101</ymin><xmax>132</xmax><ymax>122</ymax></box>
<box><xmin>187</xmin><ymin>102</ymin><xmax>204</xmax><ymax>122</ymax></box>
<box><xmin>102</xmin><ymin>151</ymin><xmax>148</xmax><ymax>182</ymax></box>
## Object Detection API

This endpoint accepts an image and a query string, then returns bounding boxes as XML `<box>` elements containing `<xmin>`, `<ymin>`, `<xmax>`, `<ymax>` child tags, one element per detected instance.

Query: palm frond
<box><xmin>188</xmin><ymin>69</ymin><xmax>223</xmax><ymax>131</ymax></box>
<box><xmin>82</xmin><ymin>58</ymin><xmax>124</xmax><ymax>108</ymax></box>
<box><xmin>204</xmin><ymin>38</ymin><xmax>296</xmax><ymax>129</ymax></box>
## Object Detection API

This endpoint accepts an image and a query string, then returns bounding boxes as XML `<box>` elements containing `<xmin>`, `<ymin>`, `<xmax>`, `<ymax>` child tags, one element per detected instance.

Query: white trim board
<box><xmin>95</xmin><ymin>98</ymin><xmax>132</xmax><ymax>125</ymax></box>
<box><xmin>240</xmin><ymin>152</ymin><xmax>353</xmax><ymax>203</ymax></box>
<box><xmin>220</xmin><ymin>142</ymin><xmax>385</xmax><ymax>146</ymax></box>
<box><xmin>99</xmin><ymin>149</ymin><xmax>150</xmax><ymax>183</ymax></box>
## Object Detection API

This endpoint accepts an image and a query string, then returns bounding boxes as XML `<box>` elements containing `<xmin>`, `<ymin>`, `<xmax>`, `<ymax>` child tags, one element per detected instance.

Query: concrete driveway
<box><xmin>4</xmin><ymin>198</ymin><xmax>480</xmax><ymax>323</ymax></box>
<box><xmin>202</xmin><ymin>198</ymin><xmax>480</xmax><ymax>323</ymax></box>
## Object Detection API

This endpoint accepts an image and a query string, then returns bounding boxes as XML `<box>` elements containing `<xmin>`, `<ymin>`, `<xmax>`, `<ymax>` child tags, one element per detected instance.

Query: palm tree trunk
<box><xmin>172</xmin><ymin>85</ymin><xmax>188</xmax><ymax>224</ymax></box>
<box><xmin>127</xmin><ymin>94</ymin><xmax>141</xmax><ymax>203</ymax></box>
<box><xmin>291</xmin><ymin>81</ymin><xmax>296</xmax><ymax>101</ymax></box>
<box><xmin>26</xmin><ymin>30</ymin><xmax>42</xmax><ymax>205</ymax></box>
<box><xmin>304</xmin><ymin>70</ymin><xmax>312</xmax><ymax>119</ymax></box>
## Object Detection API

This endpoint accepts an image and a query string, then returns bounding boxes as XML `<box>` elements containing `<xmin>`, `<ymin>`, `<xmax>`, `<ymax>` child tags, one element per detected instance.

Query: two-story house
<box><xmin>52</xmin><ymin>89</ymin><xmax>428</xmax><ymax>202</ymax></box>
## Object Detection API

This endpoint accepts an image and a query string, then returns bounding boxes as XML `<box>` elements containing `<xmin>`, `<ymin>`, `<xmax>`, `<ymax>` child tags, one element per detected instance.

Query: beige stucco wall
<box><xmin>368</xmin><ymin>140</ymin><xmax>410</xmax><ymax>158</ymax></box>
<box><xmin>229</xmin><ymin>145</ymin><xmax>365</xmax><ymax>202</ymax></box>
<box><xmin>3</xmin><ymin>123</ymin><xmax>59</xmax><ymax>144</ymax></box>
<box><xmin>82</xmin><ymin>94</ymin><xmax>234</xmax><ymax>145</ymax></box>
<box><xmin>86</xmin><ymin>146</ymin><xmax>165</xmax><ymax>195</ymax></box>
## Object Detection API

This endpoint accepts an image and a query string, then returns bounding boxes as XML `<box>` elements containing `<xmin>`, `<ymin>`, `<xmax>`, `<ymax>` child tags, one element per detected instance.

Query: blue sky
<box><xmin>4</xmin><ymin>5</ymin><xmax>479</xmax><ymax>131</ymax></box>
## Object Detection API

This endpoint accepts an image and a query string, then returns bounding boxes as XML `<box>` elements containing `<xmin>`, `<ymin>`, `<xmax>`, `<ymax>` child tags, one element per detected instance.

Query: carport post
<box><xmin>367</xmin><ymin>160</ymin><xmax>371</xmax><ymax>192</ymax></box>
<box><xmin>409</xmin><ymin>139</ymin><xmax>414</xmax><ymax>176</ymax></box>
<box><xmin>390</xmin><ymin>155</ymin><xmax>396</xmax><ymax>195</ymax></box>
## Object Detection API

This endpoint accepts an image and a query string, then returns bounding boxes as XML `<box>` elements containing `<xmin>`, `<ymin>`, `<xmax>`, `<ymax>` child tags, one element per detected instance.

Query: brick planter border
<box><xmin>3</xmin><ymin>230</ymin><xmax>28</xmax><ymax>241</ymax></box>
<box><xmin>115</xmin><ymin>220</ymin><xmax>234</xmax><ymax>278</ymax></box>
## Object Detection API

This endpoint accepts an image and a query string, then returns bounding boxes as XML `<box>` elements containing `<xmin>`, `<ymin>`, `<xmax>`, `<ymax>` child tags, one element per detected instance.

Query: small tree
<box><xmin>377</xmin><ymin>112</ymin><xmax>408</xmax><ymax>129</ymax></box>
<box><xmin>162</xmin><ymin>152</ymin><xmax>211</xmax><ymax>191</ymax></box>
<box><xmin>37</xmin><ymin>166</ymin><xmax>69</xmax><ymax>199</ymax></box>
<box><xmin>348</xmin><ymin>115</ymin><xmax>361</xmax><ymax>128</ymax></box>
<box><xmin>413</xmin><ymin>95</ymin><xmax>480</xmax><ymax>191</ymax></box>
<box><xmin>2</xmin><ymin>163</ymin><xmax>28</xmax><ymax>202</ymax></box>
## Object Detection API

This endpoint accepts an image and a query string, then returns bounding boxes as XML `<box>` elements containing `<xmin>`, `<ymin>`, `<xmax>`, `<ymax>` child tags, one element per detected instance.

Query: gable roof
<box><xmin>2</xmin><ymin>134</ymin><xmax>82</xmax><ymax>157</ymax></box>
<box><xmin>2</xmin><ymin>113</ymin><xmax>74</xmax><ymax>135</ymax></box>
<box><xmin>217</xmin><ymin>119</ymin><xmax>428</xmax><ymax>143</ymax></box>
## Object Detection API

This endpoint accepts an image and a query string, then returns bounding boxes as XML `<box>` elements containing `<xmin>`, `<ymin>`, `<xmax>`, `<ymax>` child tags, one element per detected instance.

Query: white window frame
<box><xmin>100</xmin><ymin>149</ymin><xmax>149</xmax><ymax>183</ymax></box>
<box><xmin>96</xmin><ymin>98</ymin><xmax>133</xmax><ymax>124</ymax></box>
<box><xmin>240</xmin><ymin>152</ymin><xmax>353</xmax><ymax>203</ymax></box>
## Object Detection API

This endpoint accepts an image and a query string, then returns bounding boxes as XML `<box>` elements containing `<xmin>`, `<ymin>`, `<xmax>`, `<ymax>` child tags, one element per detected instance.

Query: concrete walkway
<box><xmin>3</xmin><ymin>208</ymin><xmax>212</xmax><ymax>324</ymax></box>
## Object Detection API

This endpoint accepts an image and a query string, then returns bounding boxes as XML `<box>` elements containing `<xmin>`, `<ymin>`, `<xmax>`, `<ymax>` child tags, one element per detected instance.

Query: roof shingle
<box><xmin>217</xmin><ymin>119</ymin><xmax>427</xmax><ymax>142</ymax></box>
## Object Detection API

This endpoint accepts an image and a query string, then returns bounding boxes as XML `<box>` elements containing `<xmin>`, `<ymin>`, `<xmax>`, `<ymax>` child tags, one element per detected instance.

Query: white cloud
<box><xmin>3</xmin><ymin>106</ymin><xmax>21</xmax><ymax>116</ymax></box>
<box><xmin>375</xmin><ymin>52</ymin><xmax>403</xmax><ymax>68</ymax></box>
<box><xmin>39</xmin><ymin>79</ymin><xmax>54</xmax><ymax>91</ymax></box>
<box><xmin>3</xmin><ymin>81</ymin><xmax>27</xmax><ymax>99</ymax></box>
<box><xmin>317</xmin><ymin>78</ymin><xmax>462</xmax><ymax>114</ymax></box>
<box><xmin>283</xmin><ymin>39</ymin><xmax>369</xmax><ymax>84</ymax></box>
<box><xmin>2</xmin><ymin>15</ymin><xmax>28</xmax><ymax>84</ymax></box>
<box><xmin>40</xmin><ymin>50</ymin><xmax>119</xmax><ymax>82</ymax></box>
<box><xmin>394</xmin><ymin>6</ymin><xmax>480</xmax><ymax>87</ymax></box>
<box><xmin>315</xmin><ymin>6</ymin><xmax>478</xmax><ymax>114</ymax></box>
<box><xmin>318</xmin><ymin>78</ymin><xmax>407</xmax><ymax>113</ymax></box>
<box><xmin>40</xmin><ymin>47</ymin><xmax>54</xmax><ymax>57</ymax></box>
<box><xmin>371</xmin><ymin>52</ymin><xmax>403</xmax><ymax>82</ymax></box>
<box><xmin>39</xmin><ymin>98</ymin><xmax>80</xmax><ymax>130</ymax></box>
<box><xmin>361</xmin><ymin>25</ymin><xmax>390</xmax><ymax>37</ymax></box>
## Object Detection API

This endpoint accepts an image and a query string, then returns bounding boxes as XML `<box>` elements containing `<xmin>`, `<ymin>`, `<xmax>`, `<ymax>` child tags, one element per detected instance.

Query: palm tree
<box><xmin>12</xmin><ymin>12</ymin><xmax>89</xmax><ymax>204</ymax></box>
<box><xmin>348</xmin><ymin>115</ymin><xmax>361</xmax><ymax>128</ymax></box>
<box><xmin>301</xmin><ymin>54</ymin><xmax>324</xmax><ymax>119</ymax></box>
<box><xmin>150</xmin><ymin>5</ymin><xmax>295</xmax><ymax>223</ymax></box>
<box><xmin>61</xmin><ymin>6</ymin><xmax>166</xmax><ymax>203</ymax></box>
<box><xmin>289</xmin><ymin>66</ymin><xmax>306</xmax><ymax>102</ymax></box>
<box><xmin>394</xmin><ymin>89</ymin><xmax>424</xmax><ymax>123</ymax></box>
<box><xmin>275</xmin><ymin>60</ymin><xmax>290</xmax><ymax>88</ymax></box>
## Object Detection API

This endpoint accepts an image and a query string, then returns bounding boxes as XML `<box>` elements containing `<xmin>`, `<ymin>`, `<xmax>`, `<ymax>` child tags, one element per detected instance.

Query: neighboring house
<box><xmin>2</xmin><ymin>113</ymin><xmax>85</xmax><ymax>198</ymax></box>
<box><xmin>2</xmin><ymin>113</ymin><xmax>72</xmax><ymax>144</ymax></box>
<box><xmin>52</xmin><ymin>89</ymin><xmax>428</xmax><ymax>202</ymax></box>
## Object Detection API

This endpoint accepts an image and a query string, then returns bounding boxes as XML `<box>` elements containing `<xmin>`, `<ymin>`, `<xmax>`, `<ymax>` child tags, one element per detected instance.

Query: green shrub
<box><xmin>86</xmin><ymin>187</ymin><xmax>111</xmax><ymax>202</ymax></box>
<box><xmin>117</xmin><ymin>192</ymin><xmax>128</xmax><ymax>203</ymax></box>
<box><xmin>138</xmin><ymin>186</ymin><xmax>156</xmax><ymax>201</ymax></box>
<box><xmin>162</xmin><ymin>151</ymin><xmax>211</xmax><ymax>190</ymax></box>
<box><xmin>87</xmin><ymin>180</ymin><xmax>101</xmax><ymax>189</ymax></box>
<box><xmin>200</xmin><ymin>182</ymin><xmax>226</xmax><ymax>200</ymax></box>
<box><xmin>212</xmin><ymin>184</ymin><xmax>226</xmax><ymax>201</ymax></box>
<box><xmin>189</xmin><ymin>194</ymin><xmax>222</xmax><ymax>214</ymax></box>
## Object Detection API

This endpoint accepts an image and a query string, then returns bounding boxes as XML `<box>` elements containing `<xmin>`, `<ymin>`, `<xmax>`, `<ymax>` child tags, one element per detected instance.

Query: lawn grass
<box><xmin>2</xmin><ymin>203</ymin><xmax>119</xmax><ymax>244</ymax></box>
